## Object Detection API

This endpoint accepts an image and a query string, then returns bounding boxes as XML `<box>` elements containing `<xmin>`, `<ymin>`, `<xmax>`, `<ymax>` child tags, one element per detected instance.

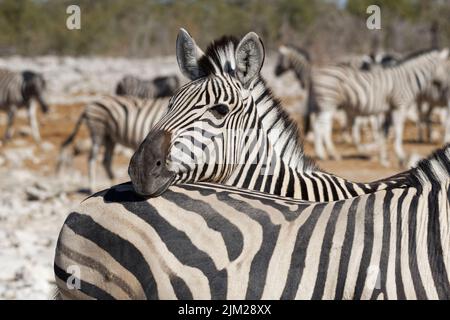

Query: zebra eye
<box><xmin>210</xmin><ymin>104</ymin><xmax>229</xmax><ymax>118</ymax></box>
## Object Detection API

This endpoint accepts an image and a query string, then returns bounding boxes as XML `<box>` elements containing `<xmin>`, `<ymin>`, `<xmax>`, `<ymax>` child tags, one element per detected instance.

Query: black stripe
<box><xmin>334</xmin><ymin>197</ymin><xmax>360</xmax><ymax>299</ymax></box>
<box><xmin>63</xmin><ymin>212</ymin><xmax>158</xmax><ymax>299</ymax></box>
<box><xmin>353</xmin><ymin>193</ymin><xmax>376</xmax><ymax>299</ymax></box>
<box><xmin>395</xmin><ymin>190</ymin><xmax>406</xmax><ymax>299</ymax></box>
<box><xmin>280</xmin><ymin>203</ymin><xmax>327</xmax><ymax>299</ymax></box>
<box><xmin>119</xmin><ymin>200</ymin><xmax>228</xmax><ymax>299</ymax></box>
<box><xmin>371</xmin><ymin>189</ymin><xmax>393</xmax><ymax>299</ymax></box>
<box><xmin>170</xmin><ymin>275</ymin><xmax>193</xmax><ymax>300</ymax></box>
<box><xmin>406</xmin><ymin>190</ymin><xmax>427</xmax><ymax>299</ymax></box>
<box><xmin>313</xmin><ymin>173</ymin><xmax>329</xmax><ymax>202</ymax></box>
<box><xmin>160</xmin><ymin>189</ymin><xmax>244</xmax><ymax>262</ymax></box>
<box><xmin>54</xmin><ymin>263</ymin><xmax>115</xmax><ymax>300</ymax></box>
<box><xmin>426</xmin><ymin>182</ymin><xmax>450</xmax><ymax>299</ymax></box>
<box><xmin>323</xmin><ymin>174</ymin><xmax>339</xmax><ymax>200</ymax></box>
<box><xmin>311</xmin><ymin>200</ymin><xmax>344</xmax><ymax>299</ymax></box>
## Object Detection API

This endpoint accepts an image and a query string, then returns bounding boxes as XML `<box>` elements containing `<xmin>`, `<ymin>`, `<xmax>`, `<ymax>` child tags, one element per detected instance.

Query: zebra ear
<box><xmin>176</xmin><ymin>28</ymin><xmax>205</xmax><ymax>81</ymax></box>
<box><xmin>235</xmin><ymin>32</ymin><xmax>265</xmax><ymax>88</ymax></box>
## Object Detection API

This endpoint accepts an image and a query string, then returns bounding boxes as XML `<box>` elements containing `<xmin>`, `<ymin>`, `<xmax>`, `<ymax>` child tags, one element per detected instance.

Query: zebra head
<box><xmin>22</xmin><ymin>71</ymin><xmax>49</xmax><ymax>113</ymax></box>
<box><xmin>274</xmin><ymin>45</ymin><xmax>310</xmax><ymax>88</ymax></box>
<box><xmin>129</xmin><ymin>28</ymin><xmax>267</xmax><ymax>197</ymax></box>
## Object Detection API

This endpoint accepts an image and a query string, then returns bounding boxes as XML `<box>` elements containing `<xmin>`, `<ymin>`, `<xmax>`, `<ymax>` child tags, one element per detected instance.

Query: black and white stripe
<box><xmin>275</xmin><ymin>45</ymin><xmax>449</xmax><ymax>165</ymax></box>
<box><xmin>115</xmin><ymin>74</ymin><xmax>180</xmax><ymax>99</ymax></box>
<box><xmin>128</xmin><ymin>30</ymin><xmax>401</xmax><ymax>202</ymax></box>
<box><xmin>0</xmin><ymin>69</ymin><xmax>49</xmax><ymax>142</ymax></box>
<box><xmin>57</xmin><ymin>95</ymin><xmax>168</xmax><ymax>191</ymax></box>
<box><xmin>54</xmin><ymin>144</ymin><xmax>450</xmax><ymax>299</ymax></box>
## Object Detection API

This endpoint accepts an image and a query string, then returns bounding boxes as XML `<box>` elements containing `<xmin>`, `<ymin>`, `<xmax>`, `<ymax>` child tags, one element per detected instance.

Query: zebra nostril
<box><xmin>156</xmin><ymin>160</ymin><xmax>161</xmax><ymax>167</ymax></box>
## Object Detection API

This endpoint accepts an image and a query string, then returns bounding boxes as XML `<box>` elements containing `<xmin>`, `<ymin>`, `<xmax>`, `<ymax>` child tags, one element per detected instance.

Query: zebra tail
<box><xmin>56</xmin><ymin>113</ymin><xmax>85</xmax><ymax>173</ymax></box>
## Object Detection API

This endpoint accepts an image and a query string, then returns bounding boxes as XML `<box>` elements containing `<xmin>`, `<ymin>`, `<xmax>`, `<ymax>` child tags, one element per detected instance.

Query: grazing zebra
<box><xmin>54</xmin><ymin>144</ymin><xmax>450</xmax><ymax>299</ymax></box>
<box><xmin>115</xmin><ymin>74</ymin><xmax>180</xmax><ymax>99</ymax></box>
<box><xmin>310</xmin><ymin>48</ymin><xmax>449</xmax><ymax>165</ymax></box>
<box><xmin>275</xmin><ymin>45</ymin><xmax>449</xmax><ymax>165</ymax></box>
<box><xmin>0</xmin><ymin>69</ymin><xmax>49</xmax><ymax>143</ymax></box>
<box><xmin>416</xmin><ymin>60</ymin><xmax>450</xmax><ymax>143</ymax></box>
<box><xmin>128</xmin><ymin>29</ymin><xmax>404</xmax><ymax>201</ymax></box>
<box><xmin>57</xmin><ymin>95</ymin><xmax>168</xmax><ymax>192</ymax></box>
<box><xmin>274</xmin><ymin>46</ymin><xmax>399</xmax><ymax>163</ymax></box>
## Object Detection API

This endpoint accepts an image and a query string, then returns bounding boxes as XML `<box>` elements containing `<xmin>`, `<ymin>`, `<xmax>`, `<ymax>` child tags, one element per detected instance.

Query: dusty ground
<box><xmin>0</xmin><ymin>99</ymin><xmax>444</xmax><ymax>299</ymax></box>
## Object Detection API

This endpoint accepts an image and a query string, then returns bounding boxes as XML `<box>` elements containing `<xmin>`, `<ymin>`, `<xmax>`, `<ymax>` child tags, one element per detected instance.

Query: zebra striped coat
<box><xmin>311</xmin><ymin>48</ymin><xmax>449</xmax><ymax>164</ymax></box>
<box><xmin>115</xmin><ymin>74</ymin><xmax>180</xmax><ymax>99</ymax></box>
<box><xmin>0</xmin><ymin>69</ymin><xmax>49</xmax><ymax>142</ymax></box>
<box><xmin>128</xmin><ymin>29</ymin><xmax>402</xmax><ymax>203</ymax></box>
<box><xmin>57</xmin><ymin>95</ymin><xmax>168</xmax><ymax>192</ymax></box>
<box><xmin>275</xmin><ymin>45</ymin><xmax>450</xmax><ymax>165</ymax></box>
<box><xmin>54</xmin><ymin>144</ymin><xmax>450</xmax><ymax>299</ymax></box>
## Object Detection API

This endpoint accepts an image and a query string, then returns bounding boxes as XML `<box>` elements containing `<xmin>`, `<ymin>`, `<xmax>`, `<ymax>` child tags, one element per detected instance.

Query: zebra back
<box><xmin>55</xmin><ymin>144</ymin><xmax>450</xmax><ymax>299</ymax></box>
<box><xmin>84</xmin><ymin>95</ymin><xmax>169</xmax><ymax>149</ymax></box>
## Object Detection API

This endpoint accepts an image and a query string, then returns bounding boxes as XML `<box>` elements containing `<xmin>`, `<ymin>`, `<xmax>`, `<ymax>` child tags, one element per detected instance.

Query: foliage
<box><xmin>0</xmin><ymin>0</ymin><xmax>447</xmax><ymax>58</ymax></box>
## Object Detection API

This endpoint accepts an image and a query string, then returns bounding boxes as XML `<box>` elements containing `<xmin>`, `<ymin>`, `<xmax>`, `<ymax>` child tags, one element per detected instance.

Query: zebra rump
<box><xmin>54</xmin><ymin>144</ymin><xmax>450</xmax><ymax>300</ymax></box>
<box><xmin>115</xmin><ymin>74</ymin><xmax>180</xmax><ymax>99</ymax></box>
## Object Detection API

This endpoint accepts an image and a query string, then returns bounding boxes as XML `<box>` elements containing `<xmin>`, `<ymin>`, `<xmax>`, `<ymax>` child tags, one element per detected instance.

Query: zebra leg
<box><xmin>313</xmin><ymin>112</ymin><xmax>328</xmax><ymax>160</ymax></box>
<box><xmin>102</xmin><ymin>137</ymin><xmax>116</xmax><ymax>181</ymax></box>
<box><xmin>416</xmin><ymin>101</ymin><xmax>426</xmax><ymax>143</ymax></box>
<box><xmin>375</xmin><ymin>115</ymin><xmax>389</xmax><ymax>167</ymax></box>
<box><xmin>391</xmin><ymin>108</ymin><xmax>407</xmax><ymax>166</ymax></box>
<box><xmin>444</xmin><ymin>103</ymin><xmax>450</xmax><ymax>144</ymax></box>
<box><xmin>322</xmin><ymin>111</ymin><xmax>341</xmax><ymax>160</ymax></box>
<box><xmin>28</xmin><ymin>102</ymin><xmax>41</xmax><ymax>143</ymax></box>
<box><xmin>424</xmin><ymin>103</ymin><xmax>434</xmax><ymax>143</ymax></box>
<box><xmin>3</xmin><ymin>106</ymin><xmax>17</xmax><ymax>142</ymax></box>
<box><xmin>88</xmin><ymin>140</ymin><xmax>101</xmax><ymax>193</ymax></box>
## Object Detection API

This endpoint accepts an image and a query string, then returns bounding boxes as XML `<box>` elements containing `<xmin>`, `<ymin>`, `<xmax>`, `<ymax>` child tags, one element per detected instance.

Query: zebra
<box><xmin>310</xmin><ymin>48</ymin><xmax>449</xmax><ymax>165</ymax></box>
<box><xmin>275</xmin><ymin>45</ymin><xmax>449</xmax><ymax>165</ymax></box>
<box><xmin>127</xmin><ymin>29</ymin><xmax>407</xmax><ymax>202</ymax></box>
<box><xmin>54</xmin><ymin>143</ymin><xmax>450</xmax><ymax>299</ymax></box>
<box><xmin>56</xmin><ymin>95</ymin><xmax>168</xmax><ymax>192</ymax></box>
<box><xmin>0</xmin><ymin>69</ymin><xmax>49</xmax><ymax>143</ymax></box>
<box><xmin>416</xmin><ymin>60</ymin><xmax>450</xmax><ymax>143</ymax></box>
<box><xmin>274</xmin><ymin>45</ymin><xmax>399</xmax><ymax>158</ymax></box>
<box><xmin>115</xmin><ymin>74</ymin><xmax>180</xmax><ymax>99</ymax></box>
<box><xmin>274</xmin><ymin>46</ymin><xmax>399</xmax><ymax>162</ymax></box>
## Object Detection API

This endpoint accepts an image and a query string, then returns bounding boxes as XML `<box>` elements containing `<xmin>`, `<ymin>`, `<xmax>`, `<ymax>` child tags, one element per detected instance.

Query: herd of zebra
<box><xmin>0</xmin><ymin>28</ymin><xmax>449</xmax><ymax>299</ymax></box>
<box><xmin>50</xmin><ymin>29</ymin><xmax>450</xmax><ymax>300</ymax></box>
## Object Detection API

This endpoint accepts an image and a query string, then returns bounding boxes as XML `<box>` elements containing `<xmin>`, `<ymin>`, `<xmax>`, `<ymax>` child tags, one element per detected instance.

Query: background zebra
<box><xmin>54</xmin><ymin>143</ymin><xmax>450</xmax><ymax>299</ymax></box>
<box><xmin>416</xmin><ymin>60</ymin><xmax>450</xmax><ymax>143</ymax></box>
<box><xmin>0</xmin><ymin>69</ymin><xmax>49</xmax><ymax>143</ymax></box>
<box><xmin>309</xmin><ymin>48</ymin><xmax>449</xmax><ymax>165</ymax></box>
<box><xmin>274</xmin><ymin>45</ymin><xmax>401</xmax><ymax>159</ymax></box>
<box><xmin>128</xmin><ymin>29</ymin><xmax>405</xmax><ymax>202</ymax></box>
<box><xmin>57</xmin><ymin>95</ymin><xmax>168</xmax><ymax>192</ymax></box>
<box><xmin>115</xmin><ymin>74</ymin><xmax>180</xmax><ymax>99</ymax></box>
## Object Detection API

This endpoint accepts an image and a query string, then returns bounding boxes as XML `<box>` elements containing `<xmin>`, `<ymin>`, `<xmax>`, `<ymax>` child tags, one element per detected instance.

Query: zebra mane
<box><xmin>409</xmin><ymin>144</ymin><xmax>450</xmax><ymax>189</ymax></box>
<box><xmin>197</xmin><ymin>36</ymin><xmax>240</xmax><ymax>76</ymax></box>
<box><xmin>197</xmin><ymin>35</ymin><xmax>316</xmax><ymax>172</ymax></box>
<box><xmin>395</xmin><ymin>48</ymin><xmax>439</xmax><ymax>66</ymax></box>
<box><xmin>283</xmin><ymin>45</ymin><xmax>311</xmax><ymax>62</ymax></box>
<box><xmin>252</xmin><ymin>78</ymin><xmax>317</xmax><ymax>172</ymax></box>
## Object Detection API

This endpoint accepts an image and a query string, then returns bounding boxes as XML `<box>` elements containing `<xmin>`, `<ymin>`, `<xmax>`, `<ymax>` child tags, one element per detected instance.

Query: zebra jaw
<box><xmin>128</xmin><ymin>130</ymin><xmax>177</xmax><ymax>197</ymax></box>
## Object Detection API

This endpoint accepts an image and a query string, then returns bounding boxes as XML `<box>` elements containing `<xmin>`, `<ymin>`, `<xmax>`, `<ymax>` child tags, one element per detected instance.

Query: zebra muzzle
<box><xmin>128</xmin><ymin>130</ymin><xmax>175</xmax><ymax>197</ymax></box>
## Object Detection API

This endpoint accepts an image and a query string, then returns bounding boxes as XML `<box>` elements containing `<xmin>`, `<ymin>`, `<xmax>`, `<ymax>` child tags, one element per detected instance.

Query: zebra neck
<box><xmin>388</xmin><ymin>55</ymin><xmax>438</xmax><ymax>94</ymax></box>
<box><xmin>288</xmin><ymin>51</ymin><xmax>310</xmax><ymax>85</ymax></box>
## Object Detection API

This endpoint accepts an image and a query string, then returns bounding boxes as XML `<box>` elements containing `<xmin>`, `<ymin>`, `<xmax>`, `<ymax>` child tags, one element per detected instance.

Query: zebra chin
<box><xmin>128</xmin><ymin>129</ymin><xmax>176</xmax><ymax>197</ymax></box>
<box><xmin>130</xmin><ymin>172</ymin><xmax>176</xmax><ymax>198</ymax></box>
